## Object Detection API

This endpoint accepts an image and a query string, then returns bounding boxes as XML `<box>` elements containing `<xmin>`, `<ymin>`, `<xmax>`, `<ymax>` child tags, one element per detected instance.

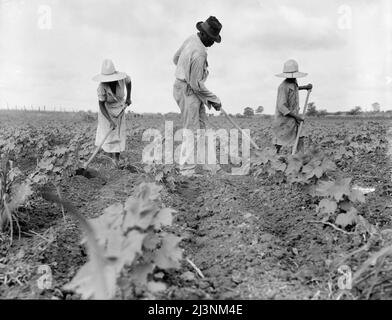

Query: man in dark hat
<box><xmin>173</xmin><ymin>16</ymin><xmax>223</xmax><ymax>176</ymax></box>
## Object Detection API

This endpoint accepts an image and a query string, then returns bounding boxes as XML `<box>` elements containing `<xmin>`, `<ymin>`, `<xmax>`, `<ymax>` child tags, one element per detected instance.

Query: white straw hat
<box><xmin>275</xmin><ymin>59</ymin><xmax>308</xmax><ymax>78</ymax></box>
<box><xmin>92</xmin><ymin>59</ymin><xmax>127</xmax><ymax>82</ymax></box>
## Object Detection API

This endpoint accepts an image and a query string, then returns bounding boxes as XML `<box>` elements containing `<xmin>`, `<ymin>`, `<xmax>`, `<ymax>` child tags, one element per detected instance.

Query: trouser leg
<box><xmin>173</xmin><ymin>81</ymin><xmax>201</xmax><ymax>174</ymax></box>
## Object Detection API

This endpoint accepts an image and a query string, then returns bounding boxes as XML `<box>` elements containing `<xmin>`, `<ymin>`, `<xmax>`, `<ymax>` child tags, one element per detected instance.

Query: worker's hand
<box><xmin>125</xmin><ymin>98</ymin><xmax>132</xmax><ymax>106</ymax></box>
<box><xmin>295</xmin><ymin>115</ymin><xmax>304</xmax><ymax>124</ymax></box>
<box><xmin>110</xmin><ymin>120</ymin><xmax>117</xmax><ymax>130</ymax></box>
<box><xmin>211</xmin><ymin>102</ymin><xmax>222</xmax><ymax>111</ymax></box>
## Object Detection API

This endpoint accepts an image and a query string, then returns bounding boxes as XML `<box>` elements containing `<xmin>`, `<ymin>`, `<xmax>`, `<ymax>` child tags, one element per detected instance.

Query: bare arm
<box><xmin>287</xmin><ymin>111</ymin><xmax>304</xmax><ymax>123</ymax></box>
<box><xmin>125</xmin><ymin>81</ymin><xmax>132</xmax><ymax>106</ymax></box>
<box><xmin>298</xmin><ymin>84</ymin><xmax>313</xmax><ymax>91</ymax></box>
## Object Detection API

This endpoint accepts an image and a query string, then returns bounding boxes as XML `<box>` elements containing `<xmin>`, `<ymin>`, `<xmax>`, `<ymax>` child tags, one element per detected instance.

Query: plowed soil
<box><xmin>1</xmin><ymin>117</ymin><xmax>391</xmax><ymax>300</ymax></box>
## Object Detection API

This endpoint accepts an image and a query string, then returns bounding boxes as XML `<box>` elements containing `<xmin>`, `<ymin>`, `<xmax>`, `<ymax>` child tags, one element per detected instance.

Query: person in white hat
<box><xmin>272</xmin><ymin>59</ymin><xmax>312</xmax><ymax>153</ymax></box>
<box><xmin>93</xmin><ymin>59</ymin><xmax>132</xmax><ymax>166</ymax></box>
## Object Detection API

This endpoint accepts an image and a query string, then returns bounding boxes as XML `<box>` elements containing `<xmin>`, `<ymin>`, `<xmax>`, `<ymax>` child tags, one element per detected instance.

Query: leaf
<box><xmin>321</xmin><ymin>158</ymin><xmax>336</xmax><ymax>172</ymax></box>
<box><xmin>54</xmin><ymin>146</ymin><xmax>67</xmax><ymax>156</ymax></box>
<box><xmin>130</xmin><ymin>263</ymin><xmax>154</xmax><ymax>286</ymax></box>
<box><xmin>120</xmin><ymin>230</ymin><xmax>146</xmax><ymax>266</ymax></box>
<box><xmin>8</xmin><ymin>182</ymin><xmax>33</xmax><ymax>212</ymax></box>
<box><xmin>335</xmin><ymin>208</ymin><xmax>358</xmax><ymax>228</ymax></box>
<box><xmin>155</xmin><ymin>172</ymin><xmax>164</xmax><ymax>182</ymax></box>
<box><xmin>271</xmin><ymin>158</ymin><xmax>287</xmax><ymax>172</ymax></box>
<box><xmin>123</xmin><ymin>197</ymin><xmax>159</xmax><ymax>230</ymax></box>
<box><xmin>143</xmin><ymin>234</ymin><xmax>161</xmax><ymax>250</ymax></box>
<box><xmin>38</xmin><ymin>157</ymin><xmax>54</xmax><ymax>171</ymax></box>
<box><xmin>181</xmin><ymin>271</ymin><xmax>195</xmax><ymax>282</ymax></box>
<box><xmin>254</xmin><ymin>147</ymin><xmax>277</xmax><ymax>165</ymax></box>
<box><xmin>349</xmin><ymin>189</ymin><xmax>366</xmax><ymax>203</ymax></box>
<box><xmin>147</xmin><ymin>281</ymin><xmax>167</xmax><ymax>293</ymax></box>
<box><xmin>43</xmin><ymin>151</ymin><xmax>51</xmax><ymax>158</ymax></box>
<box><xmin>153</xmin><ymin>208</ymin><xmax>175</xmax><ymax>229</ymax></box>
<box><xmin>339</xmin><ymin>201</ymin><xmax>354</xmax><ymax>212</ymax></box>
<box><xmin>285</xmin><ymin>156</ymin><xmax>303</xmax><ymax>176</ymax></box>
<box><xmin>317</xmin><ymin>199</ymin><xmax>337</xmax><ymax>215</ymax></box>
<box><xmin>154</xmin><ymin>234</ymin><xmax>183</xmax><ymax>270</ymax></box>
<box><xmin>316</xmin><ymin>178</ymin><xmax>352</xmax><ymax>201</ymax></box>
<box><xmin>8</xmin><ymin>167</ymin><xmax>22</xmax><ymax>182</ymax></box>
<box><xmin>134</xmin><ymin>183</ymin><xmax>162</xmax><ymax>201</ymax></box>
<box><xmin>105</xmin><ymin>229</ymin><xmax>124</xmax><ymax>259</ymax></box>
<box><xmin>302</xmin><ymin>160</ymin><xmax>322</xmax><ymax>179</ymax></box>
<box><xmin>89</xmin><ymin>203</ymin><xmax>123</xmax><ymax>245</ymax></box>
<box><xmin>63</xmin><ymin>260</ymin><xmax>117</xmax><ymax>300</ymax></box>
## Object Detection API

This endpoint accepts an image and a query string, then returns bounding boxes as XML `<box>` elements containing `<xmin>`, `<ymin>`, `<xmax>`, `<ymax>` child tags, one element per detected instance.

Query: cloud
<box><xmin>232</xmin><ymin>4</ymin><xmax>347</xmax><ymax>51</ymax></box>
<box><xmin>0</xmin><ymin>0</ymin><xmax>390</xmax><ymax>113</ymax></box>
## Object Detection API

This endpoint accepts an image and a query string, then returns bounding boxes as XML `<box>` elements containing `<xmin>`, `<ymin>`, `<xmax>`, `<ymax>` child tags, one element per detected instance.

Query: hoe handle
<box><xmin>83</xmin><ymin>129</ymin><xmax>113</xmax><ymax>170</ymax></box>
<box><xmin>220</xmin><ymin>108</ymin><xmax>260</xmax><ymax>150</ymax></box>
<box><xmin>292</xmin><ymin>89</ymin><xmax>312</xmax><ymax>155</ymax></box>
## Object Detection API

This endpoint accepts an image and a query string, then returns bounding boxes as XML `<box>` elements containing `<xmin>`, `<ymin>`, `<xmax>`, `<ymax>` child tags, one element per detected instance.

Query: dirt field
<box><xmin>0</xmin><ymin>111</ymin><xmax>391</xmax><ymax>300</ymax></box>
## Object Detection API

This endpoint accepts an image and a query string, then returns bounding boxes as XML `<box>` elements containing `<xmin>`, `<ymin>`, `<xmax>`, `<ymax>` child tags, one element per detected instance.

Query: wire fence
<box><xmin>0</xmin><ymin>105</ymin><xmax>80</xmax><ymax>113</ymax></box>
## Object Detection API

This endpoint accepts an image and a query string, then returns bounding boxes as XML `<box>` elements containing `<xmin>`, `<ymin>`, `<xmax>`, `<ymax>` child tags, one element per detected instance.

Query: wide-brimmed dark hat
<box><xmin>196</xmin><ymin>16</ymin><xmax>222</xmax><ymax>43</ymax></box>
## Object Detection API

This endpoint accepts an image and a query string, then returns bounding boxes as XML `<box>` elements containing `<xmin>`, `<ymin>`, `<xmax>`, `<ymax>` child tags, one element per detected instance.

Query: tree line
<box><xmin>235</xmin><ymin>102</ymin><xmax>390</xmax><ymax>118</ymax></box>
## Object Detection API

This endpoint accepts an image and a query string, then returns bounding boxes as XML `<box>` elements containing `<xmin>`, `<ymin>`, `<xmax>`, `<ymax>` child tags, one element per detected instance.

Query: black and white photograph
<box><xmin>0</xmin><ymin>0</ymin><xmax>392</xmax><ymax>307</ymax></box>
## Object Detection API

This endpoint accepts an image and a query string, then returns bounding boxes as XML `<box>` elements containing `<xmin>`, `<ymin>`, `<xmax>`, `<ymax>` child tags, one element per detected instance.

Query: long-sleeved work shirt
<box><xmin>272</xmin><ymin>79</ymin><xmax>303</xmax><ymax>146</ymax></box>
<box><xmin>173</xmin><ymin>34</ymin><xmax>220</xmax><ymax>107</ymax></box>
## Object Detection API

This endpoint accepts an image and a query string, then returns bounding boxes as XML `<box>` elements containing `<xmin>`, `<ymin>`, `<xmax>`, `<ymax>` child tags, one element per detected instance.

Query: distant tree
<box><xmin>235</xmin><ymin>113</ymin><xmax>243</xmax><ymax>118</ymax></box>
<box><xmin>347</xmin><ymin>106</ymin><xmax>362</xmax><ymax>115</ymax></box>
<box><xmin>256</xmin><ymin>106</ymin><xmax>264</xmax><ymax>114</ymax></box>
<box><xmin>372</xmin><ymin>102</ymin><xmax>381</xmax><ymax>112</ymax></box>
<box><xmin>243</xmin><ymin>107</ymin><xmax>254</xmax><ymax>117</ymax></box>
<box><xmin>306</xmin><ymin>102</ymin><xmax>317</xmax><ymax>117</ymax></box>
<box><xmin>317</xmin><ymin>109</ymin><xmax>328</xmax><ymax>117</ymax></box>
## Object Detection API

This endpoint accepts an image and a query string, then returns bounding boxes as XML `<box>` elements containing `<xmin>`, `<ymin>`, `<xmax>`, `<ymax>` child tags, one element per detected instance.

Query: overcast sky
<box><xmin>0</xmin><ymin>0</ymin><xmax>391</xmax><ymax>114</ymax></box>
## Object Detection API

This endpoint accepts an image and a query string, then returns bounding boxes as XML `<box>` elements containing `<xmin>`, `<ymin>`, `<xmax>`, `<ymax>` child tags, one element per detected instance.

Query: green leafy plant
<box><xmin>0</xmin><ymin>157</ymin><xmax>33</xmax><ymax>242</ymax></box>
<box><xmin>315</xmin><ymin>177</ymin><xmax>366</xmax><ymax>228</ymax></box>
<box><xmin>252</xmin><ymin>147</ymin><xmax>370</xmax><ymax>233</ymax></box>
<box><xmin>63</xmin><ymin>182</ymin><xmax>182</xmax><ymax>299</ymax></box>
<box><xmin>30</xmin><ymin>131</ymin><xmax>93</xmax><ymax>186</ymax></box>
<box><xmin>144</xmin><ymin>163</ymin><xmax>179</xmax><ymax>192</ymax></box>
<box><xmin>252</xmin><ymin>147</ymin><xmax>287</xmax><ymax>177</ymax></box>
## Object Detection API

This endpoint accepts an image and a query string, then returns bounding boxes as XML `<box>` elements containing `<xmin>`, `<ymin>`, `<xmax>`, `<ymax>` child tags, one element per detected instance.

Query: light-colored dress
<box><xmin>96</xmin><ymin>75</ymin><xmax>131</xmax><ymax>153</ymax></box>
<box><xmin>272</xmin><ymin>79</ymin><xmax>305</xmax><ymax>146</ymax></box>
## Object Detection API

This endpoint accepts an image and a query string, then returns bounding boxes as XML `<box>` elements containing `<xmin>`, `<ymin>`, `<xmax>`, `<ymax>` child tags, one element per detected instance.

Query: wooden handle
<box><xmin>292</xmin><ymin>90</ymin><xmax>312</xmax><ymax>155</ymax></box>
<box><xmin>83</xmin><ymin>129</ymin><xmax>113</xmax><ymax>170</ymax></box>
<box><xmin>221</xmin><ymin>108</ymin><xmax>260</xmax><ymax>150</ymax></box>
